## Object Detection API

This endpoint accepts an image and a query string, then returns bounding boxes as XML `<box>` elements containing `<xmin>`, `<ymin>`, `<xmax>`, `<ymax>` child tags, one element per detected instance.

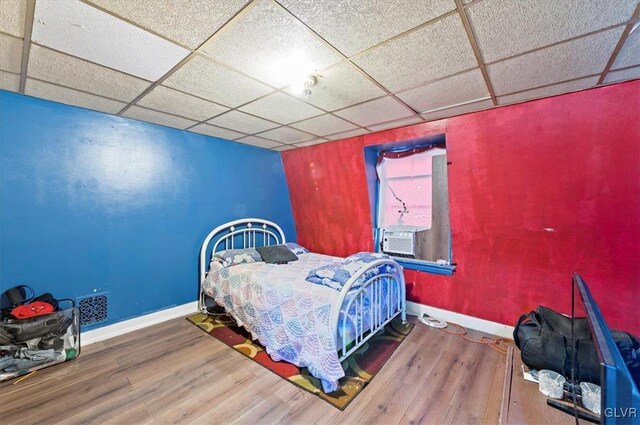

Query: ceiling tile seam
<box><xmin>421</xmin><ymin>96</ymin><xmax>492</xmax><ymax>115</ymax></box>
<box><xmin>194</xmin><ymin>51</ymin><xmax>281</xmax><ymax>91</ymax></box>
<box><xmin>454</xmin><ymin>0</ymin><xmax>497</xmax><ymax>106</ymax></box>
<box><xmin>243</xmin><ymin>139</ymin><xmax>287</xmax><ymax>147</ymax></box>
<box><xmin>291</xmin><ymin>143</ymin><xmax>326</xmax><ymax>148</ymax></box>
<box><xmin>252</xmin><ymin>125</ymin><xmax>321</xmax><ymax>141</ymax></box>
<box><xmin>496</xmin><ymin>86</ymin><xmax>601</xmax><ymax>105</ymax></box>
<box><xmin>152</xmin><ymin>83</ymin><xmax>234</xmax><ymax>110</ymax></box>
<box><xmin>182</xmin><ymin>89</ymin><xmax>292</xmax><ymax>131</ymax></box>
<box><xmin>498</xmin><ymin>73</ymin><xmax>602</xmax><ymax>97</ymax></box>
<box><xmin>116</xmin><ymin>0</ymin><xmax>262</xmax><ymax>116</ymax></box>
<box><xmin>77</xmin><ymin>0</ymin><xmax>194</xmax><ymax>51</ymax></box>
<box><xmin>21</xmin><ymin>76</ymin><xmax>129</xmax><ymax>104</ymax></box>
<box><xmin>599</xmin><ymin>75</ymin><xmax>640</xmax><ymax>87</ymax></box>
<box><xmin>462</xmin><ymin>0</ymin><xmax>489</xmax><ymax>9</ymax></box>
<box><xmin>276</xmin><ymin>110</ymin><xmax>369</xmax><ymax>135</ymax></box>
<box><xmin>29</xmin><ymin>43</ymin><xmax>154</xmax><ymax>83</ymax></box>
<box><xmin>483</xmin><ymin>19</ymin><xmax>637</xmax><ymax>67</ymax></box>
<box><xmin>0</xmin><ymin>30</ymin><xmax>23</xmax><ymax>40</ymax></box>
<box><xmin>292</xmin><ymin>139</ymin><xmax>328</xmax><ymax>146</ymax></box>
<box><xmin>205</xmin><ymin>109</ymin><xmax>285</xmax><ymax>129</ymax></box>
<box><xmin>392</xmin><ymin>66</ymin><xmax>483</xmax><ymax>96</ymax></box>
<box><xmin>596</xmin><ymin>2</ymin><xmax>640</xmax><ymax>85</ymax></box>
<box><xmin>609</xmin><ymin>63</ymin><xmax>640</xmax><ymax>73</ymax></box>
<box><xmin>121</xmin><ymin>104</ymin><xmax>220</xmax><ymax>125</ymax></box>
<box><xmin>323</xmin><ymin>128</ymin><xmax>371</xmax><ymax>139</ymax></box>
<box><xmin>18</xmin><ymin>0</ymin><xmax>36</xmax><ymax>93</ymax></box>
<box><xmin>182</xmin><ymin>75</ymin><xmax>376</xmax><ymax>134</ymax></box>
<box><xmin>115</xmin><ymin>52</ymin><xmax>194</xmax><ymax>115</ymax></box>
<box><xmin>271</xmin><ymin>0</ymin><xmax>426</xmax><ymax>121</ymax></box>
<box><xmin>338</xmin><ymin>9</ymin><xmax>460</xmax><ymax>61</ymax></box>
<box><xmin>196</xmin><ymin>0</ymin><xmax>264</xmax><ymax>52</ymax></box>
<box><xmin>363</xmin><ymin>118</ymin><xmax>419</xmax><ymax>132</ymax></box>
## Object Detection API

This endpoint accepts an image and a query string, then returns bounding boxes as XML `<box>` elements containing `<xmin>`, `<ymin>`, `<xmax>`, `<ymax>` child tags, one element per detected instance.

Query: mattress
<box><xmin>201</xmin><ymin>252</ymin><xmax>398</xmax><ymax>392</ymax></box>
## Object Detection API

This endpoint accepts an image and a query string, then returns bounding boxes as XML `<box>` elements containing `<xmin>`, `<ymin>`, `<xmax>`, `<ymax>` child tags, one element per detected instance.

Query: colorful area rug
<box><xmin>187</xmin><ymin>311</ymin><xmax>413</xmax><ymax>409</ymax></box>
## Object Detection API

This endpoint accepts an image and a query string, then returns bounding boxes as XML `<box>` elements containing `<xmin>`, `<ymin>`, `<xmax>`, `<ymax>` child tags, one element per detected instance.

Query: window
<box><xmin>372</xmin><ymin>144</ymin><xmax>453</xmax><ymax>274</ymax></box>
<box><xmin>377</xmin><ymin>149</ymin><xmax>440</xmax><ymax>229</ymax></box>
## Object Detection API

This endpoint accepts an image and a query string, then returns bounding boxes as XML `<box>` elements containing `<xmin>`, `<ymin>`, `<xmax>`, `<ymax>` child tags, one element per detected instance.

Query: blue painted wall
<box><xmin>0</xmin><ymin>91</ymin><xmax>295</xmax><ymax>329</ymax></box>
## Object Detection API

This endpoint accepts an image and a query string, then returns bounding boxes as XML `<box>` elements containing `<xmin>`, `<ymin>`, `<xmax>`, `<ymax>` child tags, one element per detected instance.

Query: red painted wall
<box><xmin>282</xmin><ymin>80</ymin><xmax>640</xmax><ymax>335</ymax></box>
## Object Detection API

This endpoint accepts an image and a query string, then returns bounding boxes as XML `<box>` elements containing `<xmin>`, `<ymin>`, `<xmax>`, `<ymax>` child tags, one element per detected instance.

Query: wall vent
<box><xmin>77</xmin><ymin>293</ymin><xmax>108</xmax><ymax>326</ymax></box>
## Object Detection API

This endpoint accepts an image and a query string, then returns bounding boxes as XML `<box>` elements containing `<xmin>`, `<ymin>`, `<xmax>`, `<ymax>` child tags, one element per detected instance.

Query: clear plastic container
<box><xmin>580</xmin><ymin>382</ymin><xmax>601</xmax><ymax>415</ymax></box>
<box><xmin>538</xmin><ymin>369</ymin><xmax>566</xmax><ymax>399</ymax></box>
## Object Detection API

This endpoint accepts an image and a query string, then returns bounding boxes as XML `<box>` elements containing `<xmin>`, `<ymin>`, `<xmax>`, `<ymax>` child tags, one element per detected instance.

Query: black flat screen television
<box><xmin>570</xmin><ymin>273</ymin><xmax>639</xmax><ymax>424</ymax></box>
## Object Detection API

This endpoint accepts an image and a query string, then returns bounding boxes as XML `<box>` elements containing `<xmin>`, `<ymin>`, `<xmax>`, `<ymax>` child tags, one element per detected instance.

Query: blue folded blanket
<box><xmin>305</xmin><ymin>252</ymin><xmax>394</xmax><ymax>290</ymax></box>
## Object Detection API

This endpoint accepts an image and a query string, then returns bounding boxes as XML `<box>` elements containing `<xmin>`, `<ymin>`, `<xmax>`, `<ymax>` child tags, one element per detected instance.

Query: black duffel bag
<box><xmin>513</xmin><ymin>306</ymin><xmax>640</xmax><ymax>385</ymax></box>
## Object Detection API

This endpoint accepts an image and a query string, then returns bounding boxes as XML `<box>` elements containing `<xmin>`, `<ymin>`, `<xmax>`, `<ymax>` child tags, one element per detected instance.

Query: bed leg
<box><xmin>401</xmin><ymin>309</ymin><xmax>407</xmax><ymax>324</ymax></box>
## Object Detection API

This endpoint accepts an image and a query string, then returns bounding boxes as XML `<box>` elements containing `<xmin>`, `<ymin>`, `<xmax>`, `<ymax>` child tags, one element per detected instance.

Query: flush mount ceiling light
<box><xmin>290</xmin><ymin>75</ymin><xmax>317</xmax><ymax>97</ymax></box>
<box><xmin>269</xmin><ymin>52</ymin><xmax>318</xmax><ymax>97</ymax></box>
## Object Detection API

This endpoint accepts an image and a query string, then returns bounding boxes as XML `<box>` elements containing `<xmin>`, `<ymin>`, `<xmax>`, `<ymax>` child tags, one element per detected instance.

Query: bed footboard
<box><xmin>331</xmin><ymin>259</ymin><xmax>407</xmax><ymax>361</ymax></box>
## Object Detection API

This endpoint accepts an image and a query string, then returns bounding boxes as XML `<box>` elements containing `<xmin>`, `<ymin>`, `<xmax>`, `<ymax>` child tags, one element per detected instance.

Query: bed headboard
<box><xmin>199</xmin><ymin>218</ymin><xmax>286</xmax><ymax>282</ymax></box>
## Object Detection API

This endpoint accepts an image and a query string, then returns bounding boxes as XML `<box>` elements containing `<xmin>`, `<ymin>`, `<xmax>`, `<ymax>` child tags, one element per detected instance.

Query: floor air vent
<box><xmin>77</xmin><ymin>293</ymin><xmax>108</xmax><ymax>326</ymax></box>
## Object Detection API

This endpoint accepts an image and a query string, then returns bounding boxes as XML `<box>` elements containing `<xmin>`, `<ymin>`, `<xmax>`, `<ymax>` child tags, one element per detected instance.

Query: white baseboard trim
<box><xmin>81</xmin><ymin>301</ymin><xmax>198</xmax><ymax>346</ymax></box>
<box><xmin>407</xmin><ymin>301</ymin><xmax>514</xmax><ymax>339</ymax></box>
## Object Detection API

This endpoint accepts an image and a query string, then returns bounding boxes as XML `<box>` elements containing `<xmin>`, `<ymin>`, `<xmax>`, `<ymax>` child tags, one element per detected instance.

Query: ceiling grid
<box><xmin>0</xmin><ymin>0</ymin><xmax>636</xmax><ymax>150</ymax></box>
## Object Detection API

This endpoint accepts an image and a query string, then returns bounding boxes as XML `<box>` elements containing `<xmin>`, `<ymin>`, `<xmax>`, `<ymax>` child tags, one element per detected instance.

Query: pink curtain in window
<box><xmin>377</xmin><ymin>147</ymin><xmax>446</xmax><ymax>229</ymax></box>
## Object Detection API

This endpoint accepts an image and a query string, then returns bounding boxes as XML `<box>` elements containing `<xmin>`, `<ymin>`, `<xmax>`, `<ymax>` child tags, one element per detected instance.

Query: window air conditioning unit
<box><xmin>382</xmin><ymin>229</ymin><xmax>417</xmax><ymax>257</ymax></box>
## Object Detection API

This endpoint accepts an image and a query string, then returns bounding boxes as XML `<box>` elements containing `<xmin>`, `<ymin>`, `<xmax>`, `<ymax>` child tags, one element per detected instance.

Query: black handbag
<box><xmin>2</xmin><ymin>308</ymin><xmax>74</xmax><ymax>343</ymax></box>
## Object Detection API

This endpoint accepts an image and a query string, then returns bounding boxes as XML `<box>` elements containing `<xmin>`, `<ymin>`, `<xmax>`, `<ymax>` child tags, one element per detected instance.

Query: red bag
<box><xmin>10</xmin><ymin>301</ymin><xmax>55</xmax><ymax>319</ymax></box>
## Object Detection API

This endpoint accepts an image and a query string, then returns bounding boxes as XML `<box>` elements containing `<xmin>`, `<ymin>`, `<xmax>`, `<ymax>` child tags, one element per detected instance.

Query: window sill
<box><xmin>391</xmin><ymin>258</ymin><xmax>455</xmax><ymax>276</ymax></box>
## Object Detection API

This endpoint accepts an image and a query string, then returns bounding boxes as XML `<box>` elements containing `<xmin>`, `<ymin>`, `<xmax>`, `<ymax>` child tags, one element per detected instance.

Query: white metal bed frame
<box><xmin>199</xmin><ymin>218</ymin><xmax>407</xmax><ymax>362</ymax></box>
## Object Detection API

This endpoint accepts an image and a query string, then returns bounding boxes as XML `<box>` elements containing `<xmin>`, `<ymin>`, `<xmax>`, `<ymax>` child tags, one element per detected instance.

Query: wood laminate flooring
<box><xmin>0</xmin><ymin>316</ymin><xmax>508</xmax><ymax>425</ymax></box>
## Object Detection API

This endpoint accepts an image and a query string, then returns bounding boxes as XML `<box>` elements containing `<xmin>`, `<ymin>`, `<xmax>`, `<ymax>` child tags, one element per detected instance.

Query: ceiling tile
<box><xmin>121</xmin><ymin>105</ymin><xmax>198</xmax><ymax>130</ymax></box>
<box><xmin>190</xmin><ymin>123</ymin><xmax>245</xmax><ymax>140</ymax></box>
<box><xmin>27</xmin><ymin>45</ymin><xmax>151</xmax><ymax>102</ymax></box>
<box><xmin>284</xmin><ymin>62</ymin><xmax>386</xmax><ymax>111</ymax></box>
<box><xmin>236</xmin><ymin>135</ymin><xmax>284</xmax><ymax>149</ymax></box>
<box><xmin>278</xmin><ymin>0</ymin><xmax>455</xmax><ymax>57</ymax></box>
<box><xmin>612</xmin><ymin>27</ymin><xmax>640</xmax><ymax>70</ymax></box>
<box><xmin>604</xmin><ymin>66</ymin><xmax>640</xmax><ymax>84</ymax></box>
<box><xmin>366</xmin><ymin>116</ymin><xmax>423</xmax><ymax>132</ymax></box>
<box><xmin>421</xmin><ymin>98</ymin><xmax>493</xmax><ymax>121</ymax></box>
<box><xmin>487</xmin><ymin>28</ymin><xmax>623</xmax><ymax>95</ymax></box>
<box><xmin>86</xmin><ymin>0</ymin><xmax>250</xmax><ymax>49</ymax></box>
<box><xmin>0</xmin><ymin>70</ymin><xmax>20</xmax><ymax>92</ymax></box>
<box><xmin>325</xmin><ymin>128</ymin><xmax>370</xmax><ymax>141</ymax></box>
<box><xmin>25</xmin><ymin>78</ymin><xmax>126</xmax><ymax>114</ymax></box>
<box><xmin>0</xmin><ymin>33</ymin><xmax>22</xmax><ymax>74</ymax></box>
<box><xmin>290</xmin><ymin>113</ymin><xmax>357</xmax><ymax>135</ymax></box>
<box><xmin>497</xmin><ymin>76</ymin><xmax>599</xmax><ymax>105</ymax></box>
<box><xmin>294</xmin><ymin>138</ymin><xmax>329</xmax><ymax>147</ymax></box>
<box><xmin>239</xmin><ymin>92</ymin><xmax>323</xmax><ymax>124</ymax></box>
<box><xmin>32</xmin><ymin>0</ymin><xmax>189</xmax><ymax>81</ymax></box>
<box><xmin>468</xmin><ymin>0</ymin><xmax>637</xmax><ymax>63</ymax></box>
<box><xmin>396</xmin><ymin>69</ymin><xmax>489</xmax><ymax>113</ymax></box>
<box><xmin>137</xmin><ymin>85</ymin><xmax>229</xmax><ymax>121</ymax></box>
<box><xmin>352</xmin><ymin>14</ymin><xmax>477</xmax><ymax>92</ymax></box>
<box><xmin>202</xmin><ymin>0</ymin><xmax>343</xmax><ymax>87</ymax></box>
<box><xmin>207</xmin><ymin>110</ymin><xmax>279</xmax><ymax>134</ymax></box>
<box><xmin>163</xmin><ymin>55</ymin><xmax>273</xmax><ymax>107</ymax></box>
<box><xmin>272</xmin><ymin>144</ymin><xmax>297</xmax><ymax>151</ymax></box>
<box><xmin>258</xmin><ymin>126</ymin><xmax>315</xmax><ymax>144</ymax></box>
<box><xmin>0</xmin><ymin>0</ymin><xmax>26</xmax><ymax>38</ymax></box>
<box><xmin>334</xmin><ymin>96</ymin><xmax>414</xmax><ymax>127</ymax></box>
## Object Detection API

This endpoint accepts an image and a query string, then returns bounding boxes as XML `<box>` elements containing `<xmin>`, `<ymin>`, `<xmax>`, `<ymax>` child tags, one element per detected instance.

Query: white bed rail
<box><xmin>198</xmin><ymin>218</ymin><xmax>285</xmax><ymax>312</ymax></box>
<box><xmin>331</xmin><ymin>259</ymin><xmax>407</xmax><ymax>361</ymax></box>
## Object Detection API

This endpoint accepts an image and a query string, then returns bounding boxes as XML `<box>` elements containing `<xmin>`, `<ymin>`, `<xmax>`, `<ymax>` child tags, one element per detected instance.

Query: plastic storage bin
<box><xmin>0</xmin><ymin>307</ymin><xmax>80</xmax><ymax>382</ymax></box>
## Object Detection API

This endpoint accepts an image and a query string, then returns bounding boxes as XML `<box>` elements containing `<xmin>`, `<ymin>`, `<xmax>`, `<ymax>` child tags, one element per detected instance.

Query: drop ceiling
<box><xmin>0</xmin><ymin>0</ymin><xmax>638</xmax><ymax>151</ymax></box>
